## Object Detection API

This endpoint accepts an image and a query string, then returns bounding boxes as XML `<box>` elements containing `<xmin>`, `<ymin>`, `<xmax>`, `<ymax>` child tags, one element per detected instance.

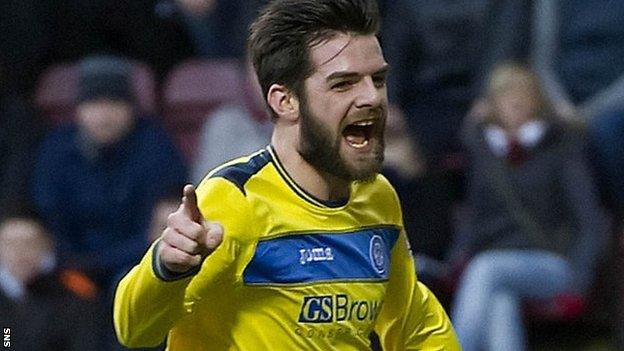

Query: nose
<box><xmin>354</xmin><ymin>76</ymin><xmax>384</xmax><ymax>109</ymax></box>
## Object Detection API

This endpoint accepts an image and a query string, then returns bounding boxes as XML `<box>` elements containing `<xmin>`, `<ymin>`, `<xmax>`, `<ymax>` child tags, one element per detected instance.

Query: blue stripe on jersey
<box><xmin>210</xmin><ymin>150</ymin><xmax>271</xmax><ymax>194</ymax></box>
<box><xmin>243</xmin><ymin>227</ymin><xmax>400</xmax><ymax>285</ymax></box>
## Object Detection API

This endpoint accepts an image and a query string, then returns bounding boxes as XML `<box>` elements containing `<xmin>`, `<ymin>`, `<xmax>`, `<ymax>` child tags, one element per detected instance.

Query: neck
<box><xmin>271</xmin><ymin>131</ymin><xmax>350</xmax><ymax>202</ymax></box>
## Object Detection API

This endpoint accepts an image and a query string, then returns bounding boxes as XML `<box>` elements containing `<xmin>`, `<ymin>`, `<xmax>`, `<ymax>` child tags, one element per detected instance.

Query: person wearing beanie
<box><xmin>74</xmin><ymin>56</ymin><xmax>136</xmax><ymax>148</ymax></box>
<box><xmin>77</xmin><ymin>56</ymin><xmax>134</xmax><ymax>104</ymax></box>
<box><xmin>32</xmin><ymin>55</ymin><xmax>188</xmax><ymax>295</ymax></box>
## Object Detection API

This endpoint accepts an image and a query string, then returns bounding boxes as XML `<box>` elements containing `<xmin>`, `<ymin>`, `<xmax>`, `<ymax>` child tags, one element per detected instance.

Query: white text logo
<box><xmin>299</xmin><ymin>247</ymin><xmax>334</xmax><ymax>265</ymax></box>
<box><xmin>3</xmin><ymin>327</ymin><xmax>10</xmax><ymax>348</ymax></box>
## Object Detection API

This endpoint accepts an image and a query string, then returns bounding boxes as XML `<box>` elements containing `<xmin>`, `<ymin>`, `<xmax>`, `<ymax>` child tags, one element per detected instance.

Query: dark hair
<box><xmin>248</xmin><ymin>0</ymin><xmax>380</xmax><ymax>118</ymax></box>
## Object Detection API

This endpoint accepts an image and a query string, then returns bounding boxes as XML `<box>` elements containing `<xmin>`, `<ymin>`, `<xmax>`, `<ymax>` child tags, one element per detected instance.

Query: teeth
<box><xmin>349</xmin><ymin>139</ymin><xmax>369</xmax><ymax>148</ymax></box>
<box><xmin>352</xmin><ymin>120</ymin><xmax>374</xmax><ymax>126</ymax></box>
<box><xmin>345</xmin><ymin>135</ymin><xmax>369</xmax><ymax>149</ymax></box>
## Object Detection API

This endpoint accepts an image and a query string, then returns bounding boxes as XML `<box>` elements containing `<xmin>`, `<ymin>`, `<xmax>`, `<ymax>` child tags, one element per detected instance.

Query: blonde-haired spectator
<box><xmin>452</xmin><ymin>62</ymin><xmax>609</xmax><ymax>351</ymax></box>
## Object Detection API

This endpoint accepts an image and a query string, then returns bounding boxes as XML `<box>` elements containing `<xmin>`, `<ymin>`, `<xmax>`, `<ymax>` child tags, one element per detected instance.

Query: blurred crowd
<box><xmin>0</xmin><ymin>0</ymin><xmax>623</xmax><ymax>350</ymax></box>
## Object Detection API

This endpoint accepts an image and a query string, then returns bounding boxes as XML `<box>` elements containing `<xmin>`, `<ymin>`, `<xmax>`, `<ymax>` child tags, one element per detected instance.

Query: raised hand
<box><xmin>158</xmin><ymin>184</ymin><xmax>223</xmax><ymax>273</ymax></box>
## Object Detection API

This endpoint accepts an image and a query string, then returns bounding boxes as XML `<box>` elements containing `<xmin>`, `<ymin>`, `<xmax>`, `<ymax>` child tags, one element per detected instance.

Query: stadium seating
<box><xmin>34</xmin><ymin>60</ymin><xmax>157</xmax><ymax>126</ymax></box>
<box><xmin>161</xmin><ymin>59</ymin><xmax>244</xmax><ymax>162</ymax></box>
<box><xmin>34</xmin><ymin>63</ymin><xmax>76</xmax><ymax>126</ymax></box>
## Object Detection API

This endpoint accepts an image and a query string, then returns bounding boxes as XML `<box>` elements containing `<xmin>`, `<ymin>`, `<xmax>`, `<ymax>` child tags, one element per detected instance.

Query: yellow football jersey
<box><xmin>114</xmin><ymin>146</ymin><xmax>460</xmax><ymax>350</ymax></box>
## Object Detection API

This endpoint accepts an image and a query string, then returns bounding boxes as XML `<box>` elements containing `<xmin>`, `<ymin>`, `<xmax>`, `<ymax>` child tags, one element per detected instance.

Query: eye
<box><xmin>331</xmin><ymin>80</ymin><xmax>355</xmax><ymax>91</ymax></box>
<box><xmin>372</xmin><ymin>75</ymin><xmax>386</xmax><ymax>88</ymax></box>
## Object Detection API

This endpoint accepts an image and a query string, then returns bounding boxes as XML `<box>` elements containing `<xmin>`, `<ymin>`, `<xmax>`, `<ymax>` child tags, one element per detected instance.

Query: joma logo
<box><xmin>299</xmin><ymin>247</ymin><xmax>334</xmax><ymax>265</ymax></box>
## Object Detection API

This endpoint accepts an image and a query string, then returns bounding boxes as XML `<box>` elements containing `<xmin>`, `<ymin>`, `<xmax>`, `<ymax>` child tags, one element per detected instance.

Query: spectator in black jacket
<box><xmin>0</xmin><ymin>209</ymin><xmax>102</xmax><ymax>350</ymax></box>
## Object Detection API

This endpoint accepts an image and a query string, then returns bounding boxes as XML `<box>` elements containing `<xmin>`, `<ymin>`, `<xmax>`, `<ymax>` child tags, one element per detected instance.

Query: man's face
<box><xmin>77</xmin><ymin>99</ymin><xmax>134</xmax><ymax>145</ymax></box>
<box><xmin>297</xmin><ymin>33</ymin><xmax>388</xmax><ymax>182</ymax></box>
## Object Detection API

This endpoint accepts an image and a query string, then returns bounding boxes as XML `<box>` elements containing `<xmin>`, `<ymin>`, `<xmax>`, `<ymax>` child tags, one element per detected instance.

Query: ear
<box><xmin>267</xmin><ymin>84</ymin><xmax>299</xmax><ymax>122</ymax></box>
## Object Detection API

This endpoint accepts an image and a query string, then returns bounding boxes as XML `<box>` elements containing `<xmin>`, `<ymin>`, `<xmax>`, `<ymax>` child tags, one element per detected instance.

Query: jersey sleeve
<box><xmin>113</xmin><ymin>241</ymin><xmax>193</xmax><ymax>347</ymax></box>
<box><xmin>375</xmin><ymin>230</ymin><xmax>460</xmax><ymax>350</ymax></box>
<box><xmin>113</xmin><ymin>177</ymin><xmax>253</xmax><ymax>348</ymax></box>
<box><xmin>373</xmin><ymin>180</ymin><xmax>460</xmax><ymax>350</ymax></box>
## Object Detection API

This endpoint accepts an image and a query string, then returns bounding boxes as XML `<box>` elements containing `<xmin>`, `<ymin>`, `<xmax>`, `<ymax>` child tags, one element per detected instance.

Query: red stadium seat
<box><xmin>34</xmin><ymin>60</ymin><xmax>157</xmax><ymax>126</ymax></box>
<box><xmin>525</xmin><ymin>293</ymin><xmax>587</xmax><ymax>321</ymax></box>
<box><xmin>34</xmin><ymin>63</ymin><xmax>77</xmax><ymax>125</ymax></box>
<box><xmin>162</xmin><ymin>59</ymin><xmax>244</xmax><ymax>162</ymax></box>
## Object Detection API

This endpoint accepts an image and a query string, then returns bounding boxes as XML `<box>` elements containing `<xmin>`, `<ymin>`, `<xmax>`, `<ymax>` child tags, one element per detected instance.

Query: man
<box><xmin>0</xmin><ymin>210</ymin><xmax>101</xmax><ymax>350</ymax></box>
<box><xmin>114</xmin><ymin>1</ymin><xmax>459</xmax><ymax>350</ymax></box>
<box><xmin>33</xmin><ymin>55</ymin><xmax>188</xmax><ymax>291</ymax></box>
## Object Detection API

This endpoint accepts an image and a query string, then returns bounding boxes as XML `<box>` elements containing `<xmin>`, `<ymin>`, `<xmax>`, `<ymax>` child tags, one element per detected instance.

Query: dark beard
<box><xmin>297</xmin><ymin>95</ymin><xmax>384</xmax><ymax>182</ymax></box>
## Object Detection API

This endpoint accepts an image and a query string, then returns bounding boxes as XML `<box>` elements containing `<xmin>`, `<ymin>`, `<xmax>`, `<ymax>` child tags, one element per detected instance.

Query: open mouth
<box><xmin>342</xmin><ymin>119</ymin><xmax>376</xmax><ymax>149</ymax></box>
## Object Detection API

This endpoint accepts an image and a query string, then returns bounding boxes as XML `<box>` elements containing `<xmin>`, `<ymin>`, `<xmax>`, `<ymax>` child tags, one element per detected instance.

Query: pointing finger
<box><xmin>181</xmin><ymin>184</ymin><xmax>202</xmax><ymax>223</ymax></box>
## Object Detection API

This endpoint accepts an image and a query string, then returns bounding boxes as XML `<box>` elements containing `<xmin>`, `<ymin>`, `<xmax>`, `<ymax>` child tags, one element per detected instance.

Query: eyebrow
<box><xmin>325</xmin><ymin>64</ymin><xmax>390</xmax><ymax>81</ymax></box>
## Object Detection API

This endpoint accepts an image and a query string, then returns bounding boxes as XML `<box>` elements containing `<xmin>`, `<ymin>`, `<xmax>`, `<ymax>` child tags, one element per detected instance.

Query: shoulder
<box><xmin>130</xmin><ymin>117</ymin><xmax>172</xmax><ymax>143</ymax></box>
<box><xmin>375</xmin><ymin>174</ymin><xmax>402</xmax><ymax>210</ymax></box>
<box><xmin>128</xmin><ymin>118</ymin><xmax>185</xmax><ymax>160</ymax></box>
<box><xmin>38</xmin><ymin>123</ymin><xmax>78</xmax><ymax>154</ymax></box>
<box><xmin>195</xmin><ymin>149</ymin><xmax>271</xmax><ymax>241</ymax></box>
<box><xmin>460</xmin><ymin>120</ymin><xmax>488</xmax><ymax>152</ymax></box>
<box><xmin>197</xmin><ymin>150</ymin><xmax>271</xmax><ymax>228</ymax></box>
<box><xmin>354</xmin><ymin>174</ymin><xmax>403</xmax><ymax>224</ymax></box>
<box><xmin>545</xmin><ymin>121</ymin><xmax>587</xmax><ymax>154</ymax></box>
<box><xmin>371</xmin><ymin>173</ymin><xmax>399</xmax><ymax>196</ymax></box>
<box><xmin>43</xmin><ymin>122</ymin><xmax>76</xmax><ymax>140</ymax></box>
<box><xmin>202</xmin><ymin>148</ymin><xmax>272</xmax><ymax>195</ymax></box>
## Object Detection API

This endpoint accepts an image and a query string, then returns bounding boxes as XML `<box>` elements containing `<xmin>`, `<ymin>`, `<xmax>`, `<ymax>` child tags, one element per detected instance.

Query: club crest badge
<box><xmin>369</xmin><ymin>234</ymin><xmax>386</xmax><ymax>274</ymax></box>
